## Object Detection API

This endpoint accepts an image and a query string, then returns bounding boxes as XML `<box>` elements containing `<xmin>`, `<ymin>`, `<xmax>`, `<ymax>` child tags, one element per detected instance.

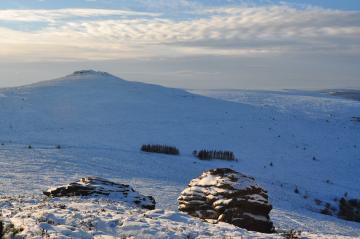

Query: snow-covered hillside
<box><xmin>1</xmin><ymin>70</ymin><xmax>360</xmax><ymax>238</ymax></box>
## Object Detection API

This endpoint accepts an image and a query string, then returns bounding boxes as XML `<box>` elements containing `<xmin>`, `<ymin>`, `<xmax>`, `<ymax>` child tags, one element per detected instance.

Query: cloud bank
<box><xmin>0</xmin><ymin>5</ymin><xmax>359</xmax><ymax>61</ymax></box>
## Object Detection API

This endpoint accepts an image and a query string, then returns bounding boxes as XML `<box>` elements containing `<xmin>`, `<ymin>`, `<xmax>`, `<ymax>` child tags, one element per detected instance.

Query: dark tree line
<box><xmin>141</xmin><ymin>144</ymin><xmax>180</xmax><ymax>155</ymax></box>
<box><xmin>140</xmin><ymin>144</ymin><xmax>235</xmax><ymax>160</ymax></box>
<box><xmin>193</xmin><ymin>150</ymin><xmax>235</xmax><ymax>161</ymax></box>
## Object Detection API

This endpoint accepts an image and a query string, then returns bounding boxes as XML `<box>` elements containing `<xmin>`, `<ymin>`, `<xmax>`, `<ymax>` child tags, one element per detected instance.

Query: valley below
<box><xmin>0</xmin><ymin>71</ymin><xmax>359</xmax><ymax>238</ymax></box>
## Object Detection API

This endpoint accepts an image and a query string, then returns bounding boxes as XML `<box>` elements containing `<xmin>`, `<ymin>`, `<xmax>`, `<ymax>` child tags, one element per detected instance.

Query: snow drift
<box><xmin>0</xmin><ymin>70</ymin><xmax>359</xmax><ymax>238</ymax></box>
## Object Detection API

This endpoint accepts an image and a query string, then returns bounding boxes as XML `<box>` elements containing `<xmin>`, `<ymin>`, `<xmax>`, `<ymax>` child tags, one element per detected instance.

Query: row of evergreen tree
<box><xmin>193</xmin><ymin>150</ymin><xmax>235</xmax><ymax>161</ymax></box>
<box><xmin>140</xmin><ymin>144</ymin><xmax>236</xmax><ymax>161</ymax></box>
<box><xmin>141</xmin><ymin>144</ymin><xmax>180</xmax><ymax>155</ymax></box>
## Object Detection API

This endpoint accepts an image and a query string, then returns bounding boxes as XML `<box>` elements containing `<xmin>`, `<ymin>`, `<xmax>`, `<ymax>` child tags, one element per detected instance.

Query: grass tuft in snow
<box><xmin>1</xmin><ymin>220</ymin><xmax>24</xmax><ymax>238</ymax></box>
<box><xmin>278</xmin><ymin>229</ymin><xmax>302</xmax><ymax>239</ymax></box>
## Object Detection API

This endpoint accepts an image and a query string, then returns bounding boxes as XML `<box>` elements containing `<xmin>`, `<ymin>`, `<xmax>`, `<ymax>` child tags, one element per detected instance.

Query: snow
<box><xmin>242</xmin><ymin>213</ymin><xmax>268</xmax><ymax>222</ymax></box>
<box><xmin>193</xmin><ymin>173</ymin><xmax>255</xmax><ymax>191</ymax></box>
<box><xmin>1</xmin><ymin>195</ymin><xmax>280</xmax><ymax>239</ymax></box>
<box><xmin>0</xmin><ymin>71</ymin><xmax>359</xmax><ymax>238</ymax></box>
<box><xmin>189</xmin><ymin>170</ymin><xmax>258</xmax><ymax>193</ymax></box>
<box><xmin>213</xmin><ymin>198</ymin><xmax>233</xmax><ymax>206</ymax></box>
<box><xmin>193</xmin><ymin>175</ymin><xmax>219</xmax><ymax>186</ymax></box>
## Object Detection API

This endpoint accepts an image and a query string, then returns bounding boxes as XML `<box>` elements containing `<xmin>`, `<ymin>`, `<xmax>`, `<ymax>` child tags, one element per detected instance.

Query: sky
<box><xmin>0</xmin><ymin>0</ymin><xmax>359</xmax><ymax>89</ymax></box>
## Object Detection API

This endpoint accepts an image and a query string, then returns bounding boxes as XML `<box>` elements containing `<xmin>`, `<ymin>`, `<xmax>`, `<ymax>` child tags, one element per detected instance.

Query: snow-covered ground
<box><xmin>1</xmin><ymin>195</ymin><xmax>283</xmax><ymax>239</ymax></box>
<box><xmin>1</xmin><ymin>71</ymin><xmax>360</xmax><ymax>238</ymax></box>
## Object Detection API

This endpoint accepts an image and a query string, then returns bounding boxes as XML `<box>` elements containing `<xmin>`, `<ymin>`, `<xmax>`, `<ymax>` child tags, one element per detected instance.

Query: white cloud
<box><xmin>134</xmin><ymin>0</ymin><xmax>201</xmax><ymax>11</ymax></box>
<box><xmin>0</xmin><ymin>5</ymin><xmax>359</xmax><ymax>61</ymax></box>
<box><xmin>0</xmin><ymin>8</ymin><xmax>159</xmax><ymax>22</ymax></box>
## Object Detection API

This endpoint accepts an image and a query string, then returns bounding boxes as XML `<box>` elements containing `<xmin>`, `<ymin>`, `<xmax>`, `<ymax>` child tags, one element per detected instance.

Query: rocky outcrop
<box><xmin>43</xmin><ymin>177</ymin><xmax>155</xmax><ymax>210</ymax></box>
<box><xmin>178</xmin><ymin>168</ymin><xmax>274</xmax><ymax>233</ymax></box>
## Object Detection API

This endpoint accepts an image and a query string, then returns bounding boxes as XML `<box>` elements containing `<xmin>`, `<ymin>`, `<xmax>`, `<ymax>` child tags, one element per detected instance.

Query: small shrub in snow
<box><xmin>351</xmin><ymin>116</ymin><xmax>360</xmax><ymax>122</ymax></box>
<box><xmin>314</xmin><ymin>199</ymin><xmax>322</xmax><ymax>206</ymax></box>
<box><xmin>325</xmin><ymin>179</ymin><xmax>332</xmax><ymax>184</ymax></box>
<box><xmin>41</xmin><ymin>228</ymin><xmax>50</xmax><ymax>237</ymax></box>
<box><xmin>280</xmin><ymin>229</ymin><xmax>302</xmax><ymax>239</ymax></box>
<box><xmin>320</xmin><ymin>203</ymin><xmax>333</xmax><ymax>215</ymax></box>
<box><xmin>195</xmin><ymin>150</ymin><xmax>235</xmax><ymax>161</ymax></box>
<box><xmin>338</xmin><ymin>197</ymin><xmax>360</xmax><ymax>222</ymax></box>
<box><xmin>315</xmin><ymin>197</ymin><xmax>360</xmax><ymax>222</ymax></box>
<box><xmin>1</xmin><ymin>221</ymin><xmax>23</xmax><ymax>238</ymax></box>
<box><xmin>141</xmin><ymin>144</ymin><xmax>180</xmax><ymax>155</ymax></box>
<box><xmin>294</xmin><ymin>187</ymin><xmax>299</xmax><ymax>194</ymax></box>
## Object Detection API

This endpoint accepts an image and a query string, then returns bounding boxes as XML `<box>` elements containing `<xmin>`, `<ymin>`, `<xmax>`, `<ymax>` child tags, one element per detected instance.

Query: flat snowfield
<box><xmin>0</xmin><ymin>72</ymin><xmax>359</xmax><ymax>238</ymax></box>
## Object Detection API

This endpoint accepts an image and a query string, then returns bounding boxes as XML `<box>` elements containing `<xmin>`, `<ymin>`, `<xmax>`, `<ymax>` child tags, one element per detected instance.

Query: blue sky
<box><xmin>0</xmin><ymin>0</ymin><xmax>360</xmax><ymax>10</ymax></box>
<box><xmin>0</xmin><ymin>0</ymin><xmax>359</xmax><ymax>89</ymax></box>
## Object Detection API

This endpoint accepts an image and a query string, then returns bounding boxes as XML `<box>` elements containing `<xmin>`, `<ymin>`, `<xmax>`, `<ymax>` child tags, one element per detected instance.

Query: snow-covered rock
<box><xmin>43</xmin><ymin>177</ymin><xmax>156</xmax><ymax>210</ymax></box>
<box><xmin>178</xmin><ymin>168</ymin><xmax>274</xmax><ymax>233</ymax></box>
<box><xmin>0</xmin><ymin>195</ymin><xmax>282</xmax><ymax>239</ymax></box>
